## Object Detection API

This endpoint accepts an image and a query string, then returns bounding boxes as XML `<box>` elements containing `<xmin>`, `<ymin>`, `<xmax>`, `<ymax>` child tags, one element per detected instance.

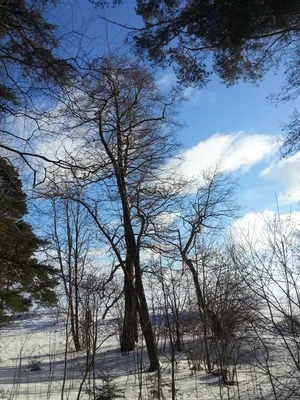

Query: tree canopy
<box><xmin>130</xmin><ymin>0</ymin><xmax>299</xmax><ymax>91</ymax></box>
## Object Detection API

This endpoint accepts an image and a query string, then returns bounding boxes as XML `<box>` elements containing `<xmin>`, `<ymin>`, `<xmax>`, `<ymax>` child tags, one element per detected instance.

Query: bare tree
<box><xmin>150</xmin><ymin>260</ymin><xmax>194</xmax><ymax>400</ymax></box>
<box><xmin>230</xmin><ymin>211</ymin><xmax>300</xmax><ymax>397</ymax></box>
<box><xmin>150</xmin><ymin>167</ymin><xmax>261</xmax><ymax>383</ymax></box>
<box><xmin>46</xmin><ymin>55</ymin><xmax>181</xmax><ymax>371</ymax></box>
<box><xmin>158</xmin><ymin>168</ymin><xmax>237</xmax><ymax>349</ymax></box>
<box><xmin>49</xmin><ymin>193</ymin><xmax>94</xmax><ymax>351</ymax></box>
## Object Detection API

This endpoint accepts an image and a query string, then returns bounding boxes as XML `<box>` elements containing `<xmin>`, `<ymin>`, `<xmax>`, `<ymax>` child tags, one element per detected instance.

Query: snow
<box><xmin>0</xmin><ymin>310</ymin><xmax>296</xmax><ymax>399</ymax></box>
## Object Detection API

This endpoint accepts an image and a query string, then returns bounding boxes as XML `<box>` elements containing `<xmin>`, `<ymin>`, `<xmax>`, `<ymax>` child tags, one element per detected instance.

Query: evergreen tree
<box><xmin>0</xmin><ymin>158</ymin><xmax>57</xmax><ymax>320</ymax></box>
<box><xmin>0</xmin><ymin>0</ymin><xmax>73</xmax><ymax>115</ymax></box>
<box><xmin>131</xmin><ymin>0</ymin><xmax>299</xmax><ymax>90</ymax></box>
<box><xmin>0</xmin><ymin>0</ymin><xmax>74</xmax><ymax>172</ymax></box>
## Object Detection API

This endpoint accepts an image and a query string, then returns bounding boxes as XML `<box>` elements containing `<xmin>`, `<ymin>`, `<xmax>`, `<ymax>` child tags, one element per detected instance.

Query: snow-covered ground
<box><xmin>0</xmin><ymin>310</ymin><xmax>294</xmax><ymax>399</ymax></box>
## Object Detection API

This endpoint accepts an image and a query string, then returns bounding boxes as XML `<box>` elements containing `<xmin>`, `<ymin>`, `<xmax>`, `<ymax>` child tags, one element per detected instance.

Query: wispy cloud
<box><xmin>230</xmin><ymin>209</ymin><xmax>300</xmax><ymax>251</ymax></box>
<box><xmin>182</xmin><ymin>88</ymin><xmax>217</xmax><ymax>103</ymax></box>
<box><xmin>260</xmin><ymin>152</ymin><xmax>300</xmax><ymax>203</ymax></box>
<box><xmin>156</xmin><ymin>73</ymin><xmax>176</xmax><ymax>88</ymax></box>
<box><xmin>183</xmin><ymin>87</ymin><xmax>202</xmax><ymax>103</ymax></box>
<box><xmin>169</xmin><ymin>132</ymin><xmax>279</xmax><ymax>182</ymax></box>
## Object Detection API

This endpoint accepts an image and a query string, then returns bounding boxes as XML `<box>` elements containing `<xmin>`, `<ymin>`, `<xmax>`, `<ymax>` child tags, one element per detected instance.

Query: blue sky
<box><xmin>174</xmin><ymin>73</ymin><xmax>300</xmax><ymax>214</ymax></box>
<box><xmin>46</xmin><ymin>0</ymin><xmax>300</xmax><ymax>223</ymax></box>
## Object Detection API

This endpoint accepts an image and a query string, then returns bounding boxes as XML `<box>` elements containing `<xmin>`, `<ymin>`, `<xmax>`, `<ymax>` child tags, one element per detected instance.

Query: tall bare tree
<box><xmin>48</xmin><ymin>55</ymin><xmax>181</xmax><ymax>371</ymax></box>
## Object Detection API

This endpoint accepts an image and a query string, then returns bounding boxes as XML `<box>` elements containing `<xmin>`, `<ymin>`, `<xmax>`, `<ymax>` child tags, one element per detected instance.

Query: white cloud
<box><xmin>29</xmin><ymin>133</ymin><xmax>89</xmax><ymax>186</ymax></box>
<box><xmin>183</xmin><ymin>87</ymin><xmax>202</xmax><ymax>103</ymax></box>
<box><xmin>156</xmin><ymin>73</ymin><xmax>176</xmax><ymax>87</ymax></box>
<box><xmin>182</xmin><ymin>88</ymin><xmax>217</xmax><ymax>103</ymax></box>
<box><xmin>260</xmin><ymin>152</ymin><xmax>300</xmax><ymax>203</ymax></box>
<box><xmin>37</xmin><ymin>136</ymin><xmax>84</xmax><ymax>162</ymax></box>
<box><xmin>169</xmin><ymin>132</ymin><xmax>279</xmax><ymax>182</ymax></box>
<box><xmin>230</xmin><ymin>209</ymin><xmax>300</xmax><ymax>251</ymax></box>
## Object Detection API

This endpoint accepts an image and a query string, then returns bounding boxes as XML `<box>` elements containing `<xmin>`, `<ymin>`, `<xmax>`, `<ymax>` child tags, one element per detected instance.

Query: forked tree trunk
<box><xmin>70</xmin><ymin>306</ymin><xmax>82</xmax><ymax>351</ymax></box>
<box><xmin>120</xmin><ymin>202</ymin><xmax>159</xmax><ymax>370</ymax></box>
<box><xmin>96</xmin><ymin>77</ymin><xmax>161</xmax><ymax>370</ymax></box>
<box><xmin>134</xmin><ymin>254</ymin><xmax>160</xmax><ymax>372</ymax></box>
<box><xmin>183</xmin><ymin>256</ymin><xmax>214</xmax><ymax>371</ymax></box>
<box><xmin>120</xmin><ymin>255</ymin><xmax>159</xmax><ymax>373</ymax></box>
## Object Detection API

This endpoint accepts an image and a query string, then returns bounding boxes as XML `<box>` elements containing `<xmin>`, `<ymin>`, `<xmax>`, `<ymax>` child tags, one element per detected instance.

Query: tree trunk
<box><xmin>184</xmin><ymin>257</ymin><xmax>213</xmax><ymax>370</ymax></box>
<box><xmin>111</xmin><ymin>105</ymin><xmax>159</xmax><ymax>367</ymax></box>
<box><xmin>135</xmin><ymin>255</ymin><xmax>160</xmax><ymax>372</ymax></box>
<box><xmin>68</xmin><ymin>287</ymin><xmax>82</xmax><ymax>352</ymax></box>
<box><xmin>120</xmin><ymin>265</ymin><xmax>137</xmax><ymax>353</ymax></box>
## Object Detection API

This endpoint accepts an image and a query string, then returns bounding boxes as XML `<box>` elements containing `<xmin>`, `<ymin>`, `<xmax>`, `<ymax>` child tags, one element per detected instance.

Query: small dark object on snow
<box><xmin>29</xmin><ymin>359</ymin><xmax>41</xmax><ymax>371</ymax></box>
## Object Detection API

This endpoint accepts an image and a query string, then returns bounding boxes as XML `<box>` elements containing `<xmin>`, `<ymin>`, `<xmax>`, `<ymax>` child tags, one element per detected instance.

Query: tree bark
<box><xmin>120</xmin><ymin>264</ymin><xmax>137</xmax><ymax>353</ymax></box>
<box><xmin>134</xmin><ymin>253</ymin><xmax>160</xmax><ymax>372</ymax></box>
